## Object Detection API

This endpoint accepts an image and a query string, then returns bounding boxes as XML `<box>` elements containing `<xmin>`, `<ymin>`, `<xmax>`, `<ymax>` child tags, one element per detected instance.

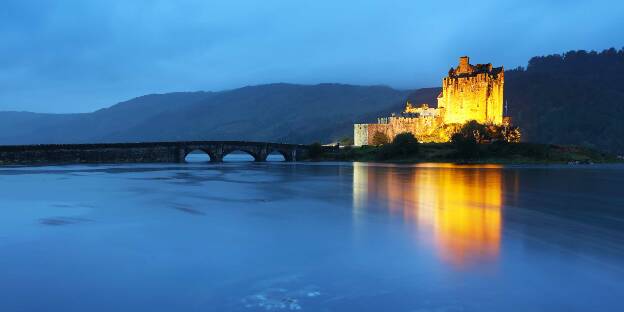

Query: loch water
<box><xmin>1</xmin><ymin>159</ymin><xmax>624</xmax><ymax>311</ymax></box>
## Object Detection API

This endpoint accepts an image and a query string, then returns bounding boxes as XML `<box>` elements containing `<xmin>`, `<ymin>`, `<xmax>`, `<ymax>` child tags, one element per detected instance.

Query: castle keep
<box><xmin>354</xmin><ymin>56</ymin><xmax>505</xmax><ymax>146</ymax></box>
<box><xmin>439</xmin><ymin>56</ymin><xmax>504</xmax><ymax>125</ymax></box>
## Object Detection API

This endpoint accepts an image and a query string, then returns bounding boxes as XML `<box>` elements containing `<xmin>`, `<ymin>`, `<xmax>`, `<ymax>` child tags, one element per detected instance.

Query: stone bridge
<box><xmin>0</xmin><ymin>141</ymin><xmax>331</xmax><ymax>165</ymax></box>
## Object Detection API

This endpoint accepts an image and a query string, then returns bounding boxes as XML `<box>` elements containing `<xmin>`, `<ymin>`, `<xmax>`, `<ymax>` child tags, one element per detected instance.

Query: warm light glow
<box><xmin>430</xmin><ymin>168</ymin><xmax>502</xmax><ymax>267</ymax></box>
<box><xmin>438</xmin><ymin>57</ymin><xmax>504</xmax><ymax>125</ymax></box>
<box><xmin>352</xmin><ymin>163</ymin><xmax>503</xmax><ymax>268</ymax></box>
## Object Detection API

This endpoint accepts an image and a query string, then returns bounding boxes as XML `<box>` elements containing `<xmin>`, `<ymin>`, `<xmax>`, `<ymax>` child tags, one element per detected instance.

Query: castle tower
<box><xmin>457</xmin><ymin>56</ymin><xmax>472</xmax><ymax>74</ymax></box>
<box><xmin>437</xmin><ymin>56</ymin><xmax>504</xmax><ymax>125</ymax></box>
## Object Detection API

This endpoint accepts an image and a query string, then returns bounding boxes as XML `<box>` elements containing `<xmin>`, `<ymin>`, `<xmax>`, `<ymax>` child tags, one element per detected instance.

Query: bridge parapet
<box><xmin>0</xmin><ymin>141</ymin><xmax>310</xmax><ymax>165</ymax></box>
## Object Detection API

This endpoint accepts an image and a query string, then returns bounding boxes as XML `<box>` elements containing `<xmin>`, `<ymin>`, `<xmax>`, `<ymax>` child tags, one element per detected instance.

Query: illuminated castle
<box><xmin>439</xmin><ymin>56</ymin><xmax>504</xmax><ymax>125</ymax></box>
<box><xmin>354</xmin><ymin>56</ymin><xmax>506</xmax><ymax>145</ymax></box>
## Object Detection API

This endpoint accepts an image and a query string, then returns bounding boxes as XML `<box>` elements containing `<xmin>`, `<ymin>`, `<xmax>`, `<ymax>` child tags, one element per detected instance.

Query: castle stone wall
<box><xmin>354</xmin><ymin>124</ymin><xmax>370</xmax><ymax>146</ymax></box>
<box><xmin>356</xmin><ymin>116</ymin><xmax>446</xmax><ymax>145</ymax></box>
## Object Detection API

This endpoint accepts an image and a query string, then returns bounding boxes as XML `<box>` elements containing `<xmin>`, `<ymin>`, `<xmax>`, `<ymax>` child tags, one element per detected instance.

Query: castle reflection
<box><xmin>353</xmin><ymin>163</ymin><xmax>503</xmax><ymax>268</ymax></box>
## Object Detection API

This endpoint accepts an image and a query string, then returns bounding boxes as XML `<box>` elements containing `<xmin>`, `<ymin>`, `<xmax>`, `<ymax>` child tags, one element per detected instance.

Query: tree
<box><xmin>391</xmin><ymin>132</ymin><xmax>419</xmax><ymax>156</ymax></box>
<box><xmin>371</xmin><ymin>131</ymin><xmax>390</xmax><ymax>146</ymax></box>
<box><xmin>376</xmin><ymin>132</ymin><xmax>420</xmax><ymax>160</ymax></box>
<box><xmin>451</xmin><ymin>132</ymin><xmax>479</xmax><ymax>158</ymax></box>
<box><xmin>460</xmin><ymin>120</ymin><xmax>490</xmax><ymax>143</ymax></box>
<box><xmin>503</xmin><ymin>125</ymin><xmax>522</xmax><ymax>143</ymax></box>
<box><xmin>308</xmin><ymin>142</ymin><xmax>323</xmax><ymax>160</ymax></box>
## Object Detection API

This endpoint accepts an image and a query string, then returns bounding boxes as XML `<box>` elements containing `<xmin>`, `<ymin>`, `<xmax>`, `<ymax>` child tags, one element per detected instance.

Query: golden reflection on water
<box><xmin>353</xmin><ymin>163</ymin><xmax>504</xmax><ymax>268</ymax></box>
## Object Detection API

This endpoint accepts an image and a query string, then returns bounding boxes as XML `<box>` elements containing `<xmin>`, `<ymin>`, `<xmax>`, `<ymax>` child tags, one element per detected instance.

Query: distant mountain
<box><xmin>0</xmin><ymin>84</ymin><xmax>412</xmax><ymax>145</ymax></box>
<box><xmin>1</xmin><ymin>48</ymin><xmax>622</xmax><ymax>155</ymax></box>
<box><xmin>0</xmin><ymin>92</ymin><xmax>212</xmax><ymax>145</ymax></box>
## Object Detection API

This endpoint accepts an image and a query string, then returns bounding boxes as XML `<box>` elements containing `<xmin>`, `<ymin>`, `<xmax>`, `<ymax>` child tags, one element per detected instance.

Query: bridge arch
<box><xmin>266</xmin><ymin>150</ymin><xmax>286</xmax><ymax>161</ymax></box>
<box><xmin>184</xmin><ymin>149</ymin><xmax>211</xmax><ymax>162</ymax></box>
<box><xmin>222</xmin><ymin>149</ymin><xmax>261</xmax><ymax>162</ymax></box>
<box><xmin>183</xmin><ymin>148</ymin><xmax>218</xmax><ymax>163</ymax></box>
<box><xmin>268</xmin><ymin>148</ymin><xmax>293</xmax><ymax>161</ymax></box>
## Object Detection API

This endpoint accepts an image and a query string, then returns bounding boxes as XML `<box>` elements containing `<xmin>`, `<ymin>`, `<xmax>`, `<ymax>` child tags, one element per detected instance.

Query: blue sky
<box><xmin>1</xmin><ymin>0</ymin><xmax>623</xmax><ymax>113</ymax></box>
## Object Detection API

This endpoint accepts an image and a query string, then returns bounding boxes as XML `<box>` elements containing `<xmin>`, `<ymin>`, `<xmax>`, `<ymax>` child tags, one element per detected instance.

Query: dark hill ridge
<box><xmin>504</xmin><ymin>48</ymin><xmax>624</xmax><ymax>155</ymax></box>
<box><xmin>1</xmin><ymin>48</ymin><xmax>622</xmax><ymax>155</ymax></box>
<box><xmin>0</xmin><ymin>92</ymin><xmax>213</xmax><ymax>145</ymax></box>
<box><xmin>0</xmin><ymin>83</ymin><xmax>411</xmax><ymax>145</ymax></box>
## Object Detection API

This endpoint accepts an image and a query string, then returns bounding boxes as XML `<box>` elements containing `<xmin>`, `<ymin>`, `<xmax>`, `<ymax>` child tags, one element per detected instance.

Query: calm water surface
<box><xmin>1</xmin><ymin>159</ymin><xmax>624</xmax><ymax>311</ymax></box>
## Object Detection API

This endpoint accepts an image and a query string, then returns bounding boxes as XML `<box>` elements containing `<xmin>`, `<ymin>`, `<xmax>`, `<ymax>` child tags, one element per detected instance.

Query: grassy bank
<box><xmin>320</xmin><ymin>142</ymin><xmax>621</xmax><ymax>164</ymax></box>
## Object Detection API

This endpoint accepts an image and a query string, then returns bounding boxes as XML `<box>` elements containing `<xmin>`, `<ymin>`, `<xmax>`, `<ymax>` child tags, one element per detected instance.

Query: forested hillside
<box><xmin>506</xmin><ymin>48</ymin><xmax>624</xmax><ymax>154</ymax></box>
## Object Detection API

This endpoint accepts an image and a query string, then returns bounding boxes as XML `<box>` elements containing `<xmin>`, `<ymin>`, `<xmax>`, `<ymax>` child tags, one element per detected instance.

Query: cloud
<box><xmin>1</xmin><ymin>0</ymin><xmax>623</xmax><ymax>112</ymax></box>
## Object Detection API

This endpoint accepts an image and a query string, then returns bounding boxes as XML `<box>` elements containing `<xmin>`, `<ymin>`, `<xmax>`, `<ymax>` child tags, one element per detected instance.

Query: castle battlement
<box><xmin>449</xmin><ymin>56</ymin><xmax>503</xmax><ymax>78</ymax></box>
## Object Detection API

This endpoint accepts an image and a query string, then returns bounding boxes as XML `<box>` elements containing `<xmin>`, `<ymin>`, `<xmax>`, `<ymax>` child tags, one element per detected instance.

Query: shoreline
<box><xmin>319</xmin><ymin>142</ymin><xmax>622</xmax><ymax>165</ymax></box>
